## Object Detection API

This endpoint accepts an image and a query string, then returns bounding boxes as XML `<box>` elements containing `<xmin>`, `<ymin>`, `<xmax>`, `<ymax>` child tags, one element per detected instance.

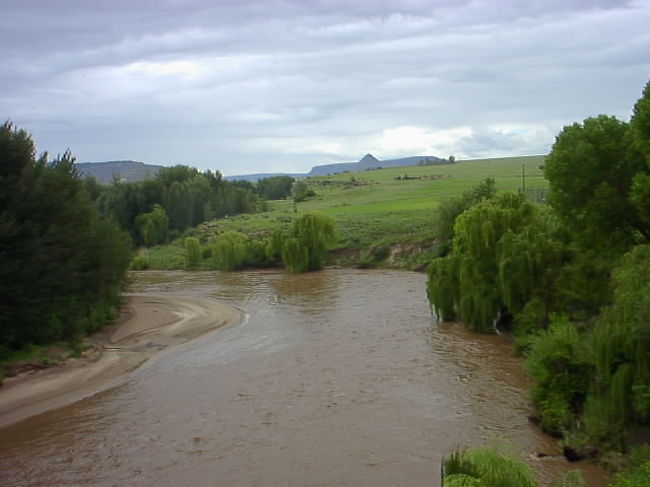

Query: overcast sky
<box><xmin>2</xmin><ymin>0</ymin><xmax>649</xmax><ymax>175</ymax></box>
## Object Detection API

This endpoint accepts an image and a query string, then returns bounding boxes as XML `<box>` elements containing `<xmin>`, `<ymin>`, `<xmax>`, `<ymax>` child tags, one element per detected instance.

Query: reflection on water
<box><xmin>0</xmin><ymin>269</ymin><xmax>608</xmax><ymax>486</ymax></box>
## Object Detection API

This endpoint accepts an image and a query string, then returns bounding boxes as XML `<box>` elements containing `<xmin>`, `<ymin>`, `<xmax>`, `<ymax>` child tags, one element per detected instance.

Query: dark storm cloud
<box><xmin>1</xmin><ymin>0</ymin><xmax>648</xmax><ymax>174</ymax></box>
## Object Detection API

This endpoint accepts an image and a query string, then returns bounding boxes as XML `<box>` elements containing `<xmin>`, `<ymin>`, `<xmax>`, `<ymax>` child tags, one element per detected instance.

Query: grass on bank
<box><xmin>142</xmin><ymin>155</ymin><xmax>547</xmax><ymax>269</ymax></box>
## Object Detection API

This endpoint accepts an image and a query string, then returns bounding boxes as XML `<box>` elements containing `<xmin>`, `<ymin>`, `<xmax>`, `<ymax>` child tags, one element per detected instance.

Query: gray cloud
<box><xmin>1</xmin><ymin>0</ymin><xmax>648</xmax><ymax>174</ymax></box>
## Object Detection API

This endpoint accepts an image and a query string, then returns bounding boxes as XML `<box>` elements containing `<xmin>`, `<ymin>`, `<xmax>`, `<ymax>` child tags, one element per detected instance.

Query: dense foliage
<box><xmin>178</xmin><ymin>213</ymin><xmax>336</xmax><ymax>273</ymax></box>
<box><xmin>0</xmin><ymin>123</ymin><xmax>131</xmax><ymax>354</ymax></box>
<box><xmin>256</xmin><ymin>176</ymin><xmax>295</xmax><ymax>200</ymax></box>
<box><xmin>95</xmin><ymin>165</ymin><xmax>258</xmax><ymax>245</ymax></box>
<box><xmin>282</xmin><ymin>212</ymin><xmax>336</xmax><ymax>273</ymax></box>
<box><xmin>428</xmin><ymin>80</ymin><xmax>650</xmax><ymax>459</ymax></box>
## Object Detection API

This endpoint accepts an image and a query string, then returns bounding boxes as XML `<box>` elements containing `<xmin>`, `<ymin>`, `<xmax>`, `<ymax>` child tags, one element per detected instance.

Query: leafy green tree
<box><xmin>156</xmin><ymin>164</ymin><xmax>199</xmax><ymax>186</ymax></box>
<box><xmin>584</xmin><ymin>244</ymin><xmax>650</xmax><ymax>442</ymax></box>
<box><xmin>544</xmin><ymin>114</ymin><xmax>650</xmax><ymax>249</ymax></box>
<box><xmin>213</xmin><ymin>231</ymin><xmax>249</xmax><ymax>271</ymax></box>
<box><xmin>429</xmin><ymin>194</ymin><xmax>533</xmax><ymax>331</ymax></box>
<box><xmin>525</xmin><ymin>315</ymin><xmax>591</xmax><ymax>435</ymax></box>
<box><xmin>256</xmin><ymin>176</ymin><xmax>295</xmax><ymax>200</ymax></box>
<box><xmin>96</xmin><ymin>164</ymin><xmax>256</xmax><ymax>242</ymax></box>
<box><xmin>282</xmin><ymin>212</ymin><xmax>335</xmax><ymax>273</ymax></box>
<box><xmin>433</xmin><ymin>178</ymin><xmax>496</xmax><ymax>256</ymax></box>
<box><xmin>135</xmin><ymin>204</ymin><xmax>169</xmax><ymax>246</ymax></box>
<box><xmin>628</xmin><ymin>80</ymin><xmax>650</xmax><ymax>166</ymax></box>
<box><xmin>0</xmin><ymin>123</ymin><xmax>131</xmax><ymax>350</ymax></box>
<box><xmin>292</xmin><ymin>180</ymin><xmax>316</xmax><ymax>203</ymax></box>
<box><xmin>184</xmin><ymin>236</ymin><xmax>202</xmax><ymax>268</ymax></box>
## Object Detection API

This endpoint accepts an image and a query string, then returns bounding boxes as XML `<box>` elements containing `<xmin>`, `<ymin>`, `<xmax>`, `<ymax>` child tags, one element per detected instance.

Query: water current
<box><xmin>0</xmin><ymin>269</ymin><xmax>608</xmax><ymax>486</ymax></box>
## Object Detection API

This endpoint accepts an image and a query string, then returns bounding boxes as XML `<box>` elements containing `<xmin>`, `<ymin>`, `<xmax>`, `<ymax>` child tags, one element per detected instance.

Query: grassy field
<box><xmin>147</xmin><ymin>155</ymin><xmax>547</xmax><ymax>269</ymax></box>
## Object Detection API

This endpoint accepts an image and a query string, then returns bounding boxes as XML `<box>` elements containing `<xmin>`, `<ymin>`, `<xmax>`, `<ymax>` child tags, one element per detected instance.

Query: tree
<box><xmin>429</xmin><ymin>193</ymin><xmax>534</xmax><ymax>332</ymax></box>
<box><xmin>282</xmin><ymin>213</ymin><xmax>335</xmax><ymax>273</ymax></box>
<box><xmin>584</xmin><ymin>244</ymin><xmax>650</xmax><ymax>442</ymax></box>
<box><xmin>184</xmin><ymin>236</ymin><xmax>201</xmax><ymax>268</ymax></box>
<box><xmin>213</xmin><ymin>231</ymin><xmax>249</xmax><ymax>271</ymax></box>
<box><xmin>0</xmin><ymin>123</ymin><xmax>131</xmax><ymax>350</ymax></box>
<box><xmin>256</xmin><ymin>176</ymin><xmax>295</xmax><ymax>200</ymax></box>
<box><xmin>433</xmin><ymin>178</ymin><xmax>496</xmax><ymax>256</ymax></box>
<box><xmin>544</xmin><ymin>113</ymin><xmax>650</xmax><ymax>249</ymax></box>
<box><xmin>292</xmin><ymin>180</ymin><xmax>315</xmax><ymax>203</ymax></box>
<box><xmin>135</xmin><ymin>204</ymin><xmax>168</xmax><ymax>246</ymax></box>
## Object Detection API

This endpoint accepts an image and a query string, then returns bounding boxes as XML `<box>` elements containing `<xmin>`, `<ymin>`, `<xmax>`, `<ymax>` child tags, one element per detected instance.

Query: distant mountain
<box><xmin>306</xmin><ymin>154</ymin><xmax>445</xmax><ymax>177</ymax></box>
<box><xmin>79</xmin><ymin>153</ymin><xmax>448</xmax><ymax>184</ymax></box>
<box><xmin>226</xmin><ymin>154</ymin><xmax>447</xmax><ymax>181</ymax></box>
<box><xmin>75</xmin><ymin>160</ymin><xmax>164</xmax><ymax>184</ymax></box>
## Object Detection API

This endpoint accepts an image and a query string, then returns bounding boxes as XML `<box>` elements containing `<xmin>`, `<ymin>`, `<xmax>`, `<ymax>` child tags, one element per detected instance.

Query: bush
<box><xmin>610</xmin><ymin>462</ymin><xmax>650</xmax><ymax>487</ymax></box>
<box><xmin>282</xmin><ymin>213</ymin><xmax>335</xmax><ymax>273</ymax></box>
<box><xmin>442</xmin><ymin>445</ymin><xmax>538</xmax><ymax>487</ymax></box>
<box><xmin>212</xmin><ymin>231</ymin><xmax>249</xmax><ymax>271</ymax></box>
<box><xmin>525</xmin><ymin>315</ymin><xmax>591</xmax><ymax>435</ymax></box>
<box><xmin>130</xmin><ymin>253</ymin><xmax>150</xmax><ymax>270</ymax></box>
<box><xmin>184</xmin><ymin>236</ymin><xmax>201</xmax><ymax>267</ymax></box>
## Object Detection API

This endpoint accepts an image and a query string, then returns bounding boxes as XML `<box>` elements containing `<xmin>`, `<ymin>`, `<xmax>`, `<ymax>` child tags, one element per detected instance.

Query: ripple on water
<box><xmin>0</xmin><ymin>270</ymin><xmax>609</xmax><ymax>487</ymax></box>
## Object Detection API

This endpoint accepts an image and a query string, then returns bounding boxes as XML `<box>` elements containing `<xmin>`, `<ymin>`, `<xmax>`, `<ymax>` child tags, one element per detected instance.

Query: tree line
<box><xmin>89</xmin><ymin>165</ymin><xmax>259</xmax><ymax>246</ymax></box>
<box><xmin>427</xmin><ymin>80</ymin><xmax>650</xmax><ymax>462</ymax></box>
<box><xmin>0</xmin><ymin>123</ymin><xmax>333</xmax><ymax>356</ymax></box>
<box><xmin>92</xmin><ymin>172</ymin><xmax>315</xmax><ymax>248</ymax></box>
<box><xmin>0</xmin><ymin>123</ymin><xmax>132</xmax><ymax>355</ymax></box>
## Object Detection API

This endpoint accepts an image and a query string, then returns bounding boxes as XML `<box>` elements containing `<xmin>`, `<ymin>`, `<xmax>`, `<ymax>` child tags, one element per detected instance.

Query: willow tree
<box><xmin>282</xmin><ymin>212</ymin><xmax>335</xmax><ymax>273</ymax></box>
<box><xmin>213</xmin><ymin>231</ymin><xmax>249</xmax><ymax>271</ymax></box>
<box><xmin>497</xmin><ymin>208</ymin><xmax>568</xmax><ymax>330</ymax></box>
<box><xmin>428</xmin><ymin>193</ymin><xmax>533</xmax><ymax>332</ymax></box>
<box><xmin>184</xmin><ymin>236</ymin><xmax>201</xmax><ymax>268</ymax></box>
<box><xmin>135</xmin><ymin>204</ymin><xmax>168</xmax><ymax>246</ymax></box>
<box><xmin>584</xmin><ymin>244</ymin><xmax>650</xmax><ymax>443</ymax></box>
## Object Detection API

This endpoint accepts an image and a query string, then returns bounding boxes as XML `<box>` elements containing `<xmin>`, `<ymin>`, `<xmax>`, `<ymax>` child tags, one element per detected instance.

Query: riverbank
<box><xmin>0</xmin><ymin>294</ymin><xmax>242</xmax><ymax>427</ymax></box>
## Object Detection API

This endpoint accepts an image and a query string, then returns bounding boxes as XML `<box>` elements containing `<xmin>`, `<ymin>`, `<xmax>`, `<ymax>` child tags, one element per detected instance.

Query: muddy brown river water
<box><xmin>0</xmin><ymin>269</ymin><xmax>608</xmax><ymax>486</ymax></box>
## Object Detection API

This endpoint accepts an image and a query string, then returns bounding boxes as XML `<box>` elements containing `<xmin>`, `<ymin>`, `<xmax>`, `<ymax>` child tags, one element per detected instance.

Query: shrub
<box><xmin>282</xmin><ymin>212</ymin><xmax>335</xmax><ymax>273</ymax></box>
<box><xmin>130</xmin><ymin>253</ymin><xmax>150</xmax><ymax>270</ymax></box>
<box><xmin>525</xmin><ymin>315</ymin><xmax>591</xmax><ymax>435</ymax></box>
<box><xmin>442</xmin><ymin>445</ymin><xmax>538</xmax><ymax>487</ymax></box>
<box><xmin>184</xmin><ymin>236</ymin><xmax>201</xmax><ymax>267</ymax></box>
<box><xmin>212</xmin><ymin>231</ymin><xmax>249</xmax><ymax>271</ymax></box>
<box><xmin>609</xmin><ymin>462</ymin><xmax>650</xmax><ymax>487</ymax></box>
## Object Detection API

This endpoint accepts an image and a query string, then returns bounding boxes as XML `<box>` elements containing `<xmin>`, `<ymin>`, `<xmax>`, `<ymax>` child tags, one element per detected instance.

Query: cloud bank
<box><xmin>2</xmin><ymin>0</ymin><xmax>648</xmax><ymax>174</ymax></box>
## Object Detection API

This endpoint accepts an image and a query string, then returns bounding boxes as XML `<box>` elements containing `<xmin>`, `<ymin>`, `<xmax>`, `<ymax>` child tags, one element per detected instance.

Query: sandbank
<box><xmin>0</xmin><ymin>294</ymin><xmax>241</xmax><ymax>427</ymax></box>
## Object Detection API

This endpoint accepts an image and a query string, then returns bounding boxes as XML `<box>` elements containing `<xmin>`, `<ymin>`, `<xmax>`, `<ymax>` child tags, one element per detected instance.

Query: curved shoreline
<box><xmin>0</xmin><ymin>294</ymin><xmax>242</xmax><ymax>428</ymax></box>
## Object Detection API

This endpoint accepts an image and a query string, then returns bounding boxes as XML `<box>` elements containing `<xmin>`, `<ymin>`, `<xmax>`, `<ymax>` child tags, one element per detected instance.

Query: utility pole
<box><xmin>521</xmin><ymin>163</ymin><xmax>526</xmax><ymax>195</ymax></box>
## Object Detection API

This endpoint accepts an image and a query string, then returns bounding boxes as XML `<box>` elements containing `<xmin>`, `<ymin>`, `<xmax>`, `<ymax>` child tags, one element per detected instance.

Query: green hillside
<box><xmin>148</xmin><ymin>155</ymin><xmax>547</xmax><ymax>269</ymax></box>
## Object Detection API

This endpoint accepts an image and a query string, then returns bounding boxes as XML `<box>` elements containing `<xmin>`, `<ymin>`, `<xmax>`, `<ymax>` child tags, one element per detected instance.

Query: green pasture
<box><xmin>150</xmin><ymin>155</ymin><xmax>547</xmax><ymax>269</ymax></box>
<box><xmin>207</xmin><ymin>155</ymin><xmax>545</xmax><ymax>245</ymax></box>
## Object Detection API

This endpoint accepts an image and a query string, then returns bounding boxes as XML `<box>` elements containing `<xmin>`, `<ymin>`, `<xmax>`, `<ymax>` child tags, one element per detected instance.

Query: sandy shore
<box><xmin>0</xmin><ymin>294</ymin><xmax>242</xmax><ymax>427</ymax></box>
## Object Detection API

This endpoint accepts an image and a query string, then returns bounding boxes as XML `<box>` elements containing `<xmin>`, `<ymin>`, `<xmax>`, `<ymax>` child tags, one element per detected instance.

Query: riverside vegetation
<box><xmin>2</xmin><ymin>80</ymin><xmax>649</xmax><ymax>486</ymax></box>
<box><xmin>436</xmin><ymin>80</ymin><xmax>650</xmax><ymax>486</ymax></box>
<box><xmin>0</xmin><ymin>122</ymin><xmax>132</xmax><ymax>367</ymax></box>
<box><xmin>135</xmin><ymin>154</ymin><xmax>547</xmax><ymax>271</ymax></box>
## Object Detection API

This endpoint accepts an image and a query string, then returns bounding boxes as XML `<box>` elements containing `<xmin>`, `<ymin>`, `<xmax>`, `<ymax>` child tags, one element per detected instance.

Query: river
<box><xmin>0</xmin><ymin>269</ymin><xmax>607</xmax><ymax>486</ymax></box>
